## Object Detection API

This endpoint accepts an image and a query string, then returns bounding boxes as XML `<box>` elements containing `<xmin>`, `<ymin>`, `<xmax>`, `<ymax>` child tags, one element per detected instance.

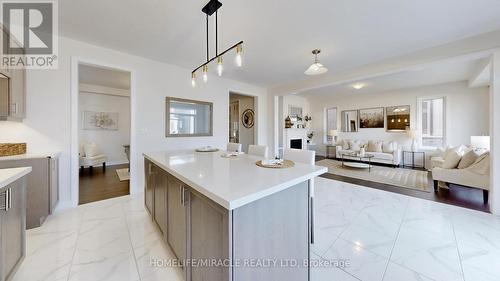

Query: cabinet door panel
<box><xmin>144</xmin><ymin>159</ymin><xmax>154</xmax><ymax>216</ymax></box>
<box><xmin>189</xmin><ymin>191</ymin><xmax>230</xmax><ymax>281</ymax></box>
<box><xmin>9</xmin><ymin>39</ymin><xmax>25</xmax><ymax>119</ymax></box>
<box><xmin>1</xmin><ymin>179</ymin><xmax>26</xmax><ymax>281</ymax></box>
<box><xmin>167</xmin><ymin>176</ymin><xmax>186</xmax><ymax>262</ymax></box>
<box><xmin>0</xmin><ymin>158</ymin><xmax>49</xmax><ymax>229</ymax></box>
<box><xmin>49</xmin><ymin>158</ymin><xmax>59</xmax><ymax>214</ymax></box>
<box><xmin>154</xmin><ymin>168</ymin><xmax>167</xmax><ymax>235</ymax></box>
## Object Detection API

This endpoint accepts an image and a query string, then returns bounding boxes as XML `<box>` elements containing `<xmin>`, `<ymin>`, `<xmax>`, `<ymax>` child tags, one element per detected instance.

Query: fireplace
<box><xmin>290</xmin><ymin>139</ymin><xmax>303</xmax><ymax>149</ymax></box>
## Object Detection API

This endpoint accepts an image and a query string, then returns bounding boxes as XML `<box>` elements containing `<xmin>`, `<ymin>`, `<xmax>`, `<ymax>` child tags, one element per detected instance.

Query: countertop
<box><xmin>0</xmin><ymin>152</ymin><xmax>61</xmax><ymax>161</ymax></box>
<box><xmin>0</xmin><ymin>167</ymin><xmax>32</xmax><ymax>189</ymax></box>
<box><xmin>144</xmin><ymin>150</ymin><xmax>327</xmax><ymax>210</ymax></box>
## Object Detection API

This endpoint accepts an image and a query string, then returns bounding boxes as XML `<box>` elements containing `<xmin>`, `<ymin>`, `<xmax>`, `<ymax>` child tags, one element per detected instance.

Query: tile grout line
<box><xmin>121</xmin><ymin>199</ymin><xmax>144</xmax><ymax>281</ymax></box>
<box><xmin>65</xmin><ymin>208</ymin><xmax>86</xmax><ymax>281</ymax></box>
<box><xmin>450</xmin><ymin>214</ymin><xmax>466</xmax><ymax>281</ymax></box>
<box><xmin>380</xmin><ymin>197</ymin><xmax>410</xmax><ymax>281</ymax></box>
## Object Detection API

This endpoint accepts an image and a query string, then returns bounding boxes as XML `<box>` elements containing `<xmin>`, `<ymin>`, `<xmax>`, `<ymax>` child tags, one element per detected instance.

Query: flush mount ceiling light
<box><xmin>352</xmin><ymin>83</ymin><xmax>365</xmax><ymax>90</ymax></box>
<box><xmin>304</xmin><ymin>49</ymin><xmax>328</xmax><ymax>76</ymax></box>
<box><xmin>191</xmin><ymin>0</ymin><xmax>244</xmax><ymax>87</ymax></box>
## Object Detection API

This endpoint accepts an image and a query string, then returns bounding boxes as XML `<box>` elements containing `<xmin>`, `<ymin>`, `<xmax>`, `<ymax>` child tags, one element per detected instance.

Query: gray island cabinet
<box><xmin>144</xmin><ymin>151</ymin><xmax>326</xmax><ymax>281</ymax></box>
<box><xmin>0</xmin><ymin>167</ymin><xmax>31</xmax><ymax>281</ymax></box>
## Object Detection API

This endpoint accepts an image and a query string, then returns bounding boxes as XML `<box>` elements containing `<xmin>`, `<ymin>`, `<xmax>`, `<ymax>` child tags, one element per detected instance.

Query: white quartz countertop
<box><xmin>144</xmin><ymin>150</ymin><xmax>327</xmax><ymax>210</ymax></box>
<box><xmin>0</xmin><ymin>167</ymin><xmax>32</xmax><ymax>189</ymax></box>
<box><xmin>0</xmin><ymin>151</ymin><xmax>61</xmax><ymax>161</ymax></box>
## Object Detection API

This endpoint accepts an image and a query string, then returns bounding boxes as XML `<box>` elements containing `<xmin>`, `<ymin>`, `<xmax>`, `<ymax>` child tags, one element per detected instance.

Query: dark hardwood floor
<box><xmin>79</xmin><ymin>164</ymin><xmax>130</xmax><ymax>205</ymax></box>
<box><xmin>316</xmin><ymin>156</ymin><xmax>489</xmax><ymax>213</ymax></box>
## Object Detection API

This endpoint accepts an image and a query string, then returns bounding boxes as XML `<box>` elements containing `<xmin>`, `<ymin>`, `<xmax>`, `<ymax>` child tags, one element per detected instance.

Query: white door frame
<box><xmin>228</xmin><ymin>91</ymin><xmax>259</xmax><ymax>146</ymax></box>
<box><xmin>70</xmin><ymin>57</ymin><xmax>136</xmax><ymax>207</ymax></box>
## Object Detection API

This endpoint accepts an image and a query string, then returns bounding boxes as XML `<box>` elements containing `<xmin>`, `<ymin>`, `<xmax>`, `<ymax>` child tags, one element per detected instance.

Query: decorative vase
<box><xmin>360</xmin><ymin>147</ymin><xmax>365</xmax><ymax>156</ymax></box>
<box><xmin>285</xmin><ymin>116</ymin><xmax>292</xmax><ymax>129</ymax></box>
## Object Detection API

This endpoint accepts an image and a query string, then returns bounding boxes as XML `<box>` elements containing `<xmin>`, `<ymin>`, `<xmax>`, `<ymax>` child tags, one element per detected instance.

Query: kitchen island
<box><xmin>0</xmin><ymin>167</ymin><xmax>31</xmax><ymax>281</ymax></box>
<box><xmin>143</xmin><ymin>150</ymin><xmax>327</xmax><ymax>281</ymax></box>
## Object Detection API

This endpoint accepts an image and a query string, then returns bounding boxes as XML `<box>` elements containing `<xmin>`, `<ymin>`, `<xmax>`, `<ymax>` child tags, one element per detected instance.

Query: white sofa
<box><xmin>335</xmin><ymin>139</ymin><xmax>402</xmax><ymax>167</ymax></box>
<box><xmin>432</xmin><ymin>150</ymin><xmax>490</xmax><ymax>203</ymax></box>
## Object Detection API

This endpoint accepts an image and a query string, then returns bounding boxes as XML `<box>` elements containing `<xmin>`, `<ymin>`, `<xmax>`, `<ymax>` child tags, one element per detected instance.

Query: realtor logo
<box><xmin>1</xmin><ymin>0</ymin><xmax>58</xmax><ymax>69</ymax></box>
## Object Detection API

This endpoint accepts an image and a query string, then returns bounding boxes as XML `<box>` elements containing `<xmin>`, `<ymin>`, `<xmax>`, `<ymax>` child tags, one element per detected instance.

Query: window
<box><xmin>419</xmin><ymin>97</ymin><xmax>445</xmax><ymax>147</ymax></box>
<box><xmin>325</xmin><ymin>107</ymin><xmax>337</xmax><ymax>142</ymax></box>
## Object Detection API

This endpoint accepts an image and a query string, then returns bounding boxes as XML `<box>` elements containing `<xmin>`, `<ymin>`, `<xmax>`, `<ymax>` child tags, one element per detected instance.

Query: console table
<box><xmin>402</xmin><ymin>151</ymin><xmax>425</xmax><ymax>170</ymax></box>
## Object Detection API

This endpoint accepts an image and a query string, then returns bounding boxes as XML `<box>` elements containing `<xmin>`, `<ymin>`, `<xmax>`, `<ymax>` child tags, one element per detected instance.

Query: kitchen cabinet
<box><xmin>143</xmin><ymin>154</ymin><xmax>316</xmax><ymax>281</ymax></box>
<box><xmin>153</xmin><ymin>167</ymin><xmax>167</xmax><ymax>235</ymax></box>
<box><xmin>0</xmin><ymin>175</ymin><xmax>27</xmax><ymax>281</ymax></box>
<box><xmin>143</xmin><ymin>160</ymin><xmax>230</xmax><ymax>281</ymax></box>
<box><xmin>49</xmin><ymin>157</ymin><xmax>59</xmax><ymax>213</ymax></box>
<box><xmin>0</xmin><ymin>28</ymin><xmax>26</xmax><ymax>122</ymax></box>
<box><xmin>166</xmin><ymin>175</ymin><xmax>187</xmax><ymax>267</ymax></box>
<box><xmin>144</xmin><ymin>159</ymin><xmax>154</xmax><ymax>216</ymax></box>
<box><xmin>188</xmin><ymin>189</ymin><xmax>229</xmax><ymax>281</ymax></box>
<box><xmin>0</xmin><ymin>157</ymin><xmax>59</xmax><ymax>229</ymax></box>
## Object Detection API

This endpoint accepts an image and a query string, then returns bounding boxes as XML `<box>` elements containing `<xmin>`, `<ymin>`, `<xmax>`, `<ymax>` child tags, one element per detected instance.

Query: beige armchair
<box><xmin>432</xmin><ymin>152</ymin><xmax>490</xmax><ymax>203</ymax></box>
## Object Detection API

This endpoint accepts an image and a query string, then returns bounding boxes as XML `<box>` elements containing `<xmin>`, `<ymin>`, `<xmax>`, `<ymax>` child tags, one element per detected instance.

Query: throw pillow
<box><xmin>84</xmin><ymin>143</ymin><xmax>100</xmax><ymax>157</ymax></box>
<box><xmin>341</xmin><ymin>139</ymin><xmax>350</xmax><ymax>150</ymax></box>
<box><xmin>444</xmin><ymin>145</ymin><xmax>465</xmax><ymax>160</ymax></box>
<box><xmin>457</xmin><ymin>150</ymin><xmax>480</xmax><ymax>169</ymax></box>
<box><xmin>442</xmin><ymin>150</ymin><xmax>462</xmax><ymax>169</ymax></box>
<box><xmin>382</xmin><ymin>142</ymin><xmax>395</xmax><ymax>153</ymax></box>
<box><xmin>367</xmin><ymin>141</ymin><xmax>383</xmax><ymax>152</ymax></box>
<box><xmin>467</xmin><ymin>152</ymin><xmax>490</xmax><ymax>175</ymax></box>
<box><xmin>349</xmin><ymin>140</ymin><xmax>361</xmax><ymax>151</ymax></box>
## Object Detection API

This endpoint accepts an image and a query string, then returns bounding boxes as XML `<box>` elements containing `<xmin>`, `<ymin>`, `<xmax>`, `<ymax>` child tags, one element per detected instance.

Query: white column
<box><xmin>490</xmin><ymin>52</ymin><xmax>500</xmax><ymax>215</ymax></box>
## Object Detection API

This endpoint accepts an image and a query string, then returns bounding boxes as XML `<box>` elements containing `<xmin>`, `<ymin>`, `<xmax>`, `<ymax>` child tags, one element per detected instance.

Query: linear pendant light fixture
<box><xmin>191</xmin><ymin>0</ymin><xmax>244</xmax><ymax>87</ymax></box>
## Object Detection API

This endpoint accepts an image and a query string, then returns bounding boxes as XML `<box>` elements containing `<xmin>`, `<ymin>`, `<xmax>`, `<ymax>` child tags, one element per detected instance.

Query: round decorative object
<box><xmin>195</xmin><ymin>147</ymin><xmax>219</xmax><ymax>152</ymax></box>
<box><xmin>242</xmin><ymin>109</ymin><xmax>255</xmax><ymax>128</ymax></box>
<box><xmin>255</xmin><ymin>160</ymin><xmax>295</xmax><ymax>169</ymax></box>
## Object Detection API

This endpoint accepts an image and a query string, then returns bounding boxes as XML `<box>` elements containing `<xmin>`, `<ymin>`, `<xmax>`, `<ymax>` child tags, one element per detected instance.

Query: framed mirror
<box><xmin>288</xmin><ymin>105</ymin><xmax>303</xmax><ymax>123</ymax></box>
<box><xmin>341</xmin><ymin>110</ymin><xmax>358</xmax><ymax>132</ymax></box>
<box><xmin>166</xmin><ymin>97</ymin><xmax>213</xmax><ymax>137</ymax></box>
<box><xmin>386</xmin><ymin>105</ymin><xmax>410</xmax><ymax>132</ymax></box>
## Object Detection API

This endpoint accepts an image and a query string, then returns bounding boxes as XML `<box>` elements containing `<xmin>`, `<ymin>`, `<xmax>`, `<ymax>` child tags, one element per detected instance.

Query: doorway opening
<box><xmin>229</xmin><ymin>92</ymin><xmax>255</xmax><ymax>153</ymax></box>
<box><xmin>77</xmin><ymin>63</ymin><xmax>131</xmax><ymax>205</ymax></box>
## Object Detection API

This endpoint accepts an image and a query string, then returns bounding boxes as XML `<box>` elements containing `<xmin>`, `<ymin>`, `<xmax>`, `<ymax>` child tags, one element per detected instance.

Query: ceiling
<box><xmin>60</xmin><ymin>0</ymin><xmax>500</xmax><ymax>87</ymax></box>
<box><xmin>78</xmin><ymin>64</ymin><xmax>131</xmax><ymax>89</ymax></box>
<box><xmin>297</xmin><ymin>58</ymin><xmax>487</xmax><ymax>98</ymax></box>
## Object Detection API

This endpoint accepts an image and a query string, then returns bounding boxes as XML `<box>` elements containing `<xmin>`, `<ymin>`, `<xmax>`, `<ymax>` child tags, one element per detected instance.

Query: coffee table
<box><xmin>340</xmin><ymin>152</ymin><xmax>375</xmax><ymax>172</ymax></box>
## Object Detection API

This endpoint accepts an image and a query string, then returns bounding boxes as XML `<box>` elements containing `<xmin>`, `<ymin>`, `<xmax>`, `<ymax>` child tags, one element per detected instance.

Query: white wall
<box><xmin>306</xmin><ymin>81</ymin><xmax>490</xmax><ymax>156</ymax></box>
<box><xmin>79</xmin><ymin>91</ymin><xmax>130</xmax><ymax>165</ymax></box>
<box><xmin>0</xmin><ymin>36</ymin><xmax>268</xmax><ymax>207</ymax></box>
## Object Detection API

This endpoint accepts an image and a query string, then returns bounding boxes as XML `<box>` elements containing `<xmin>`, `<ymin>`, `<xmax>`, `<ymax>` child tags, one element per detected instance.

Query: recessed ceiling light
<box><xmin>352</xmin><ymin>83</ymin><xmax>365</xmax><ymax>90</ymax></box>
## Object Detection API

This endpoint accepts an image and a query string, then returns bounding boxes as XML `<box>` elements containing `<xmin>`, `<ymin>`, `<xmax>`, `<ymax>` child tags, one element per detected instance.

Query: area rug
<box><xmin>116</xmin><ymin>168</ymin><xmax>130</xmax><ymax>181</ymax></box>
<box><xmin>316</xmin><ymin>159</ymin><xmax>430</xmax><ymax>192</ymax></box>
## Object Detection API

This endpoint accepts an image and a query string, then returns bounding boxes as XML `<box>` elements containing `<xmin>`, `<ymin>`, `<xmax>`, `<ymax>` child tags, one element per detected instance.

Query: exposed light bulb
<box><xmin>217</xmin><ymin>56</ymin><xmax>223</xmax><ymax>76</ymax></box>
<box><xmin>202</xmin><ymin>65</ymin><xmax>208</xmax><ymax>83</ymax></box>
<box><xmin>235</xmin><ymin>44</ymin><xmax>243</xmax><ymax>67</ymax></box>
<box><xmin>191</xmin><ymin>72</ymin><xmax>196</xmax><ymax>87</ymax></box>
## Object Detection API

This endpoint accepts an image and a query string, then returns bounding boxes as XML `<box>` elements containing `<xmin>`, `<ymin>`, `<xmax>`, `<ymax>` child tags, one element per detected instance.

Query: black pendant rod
<box><xmin>192</xmin><ymin>40</ymin><xmax>243</xmax><ymax>74</ymax></box>
<box><xmin>206</xmin><ymin>14</ymin><xmax>209</xmax><ymax>62</ymax></box>
<box><xmin>215</xmin><ymin>11</ymin><xmax>218</xmax><ymax>56</ymax></box>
